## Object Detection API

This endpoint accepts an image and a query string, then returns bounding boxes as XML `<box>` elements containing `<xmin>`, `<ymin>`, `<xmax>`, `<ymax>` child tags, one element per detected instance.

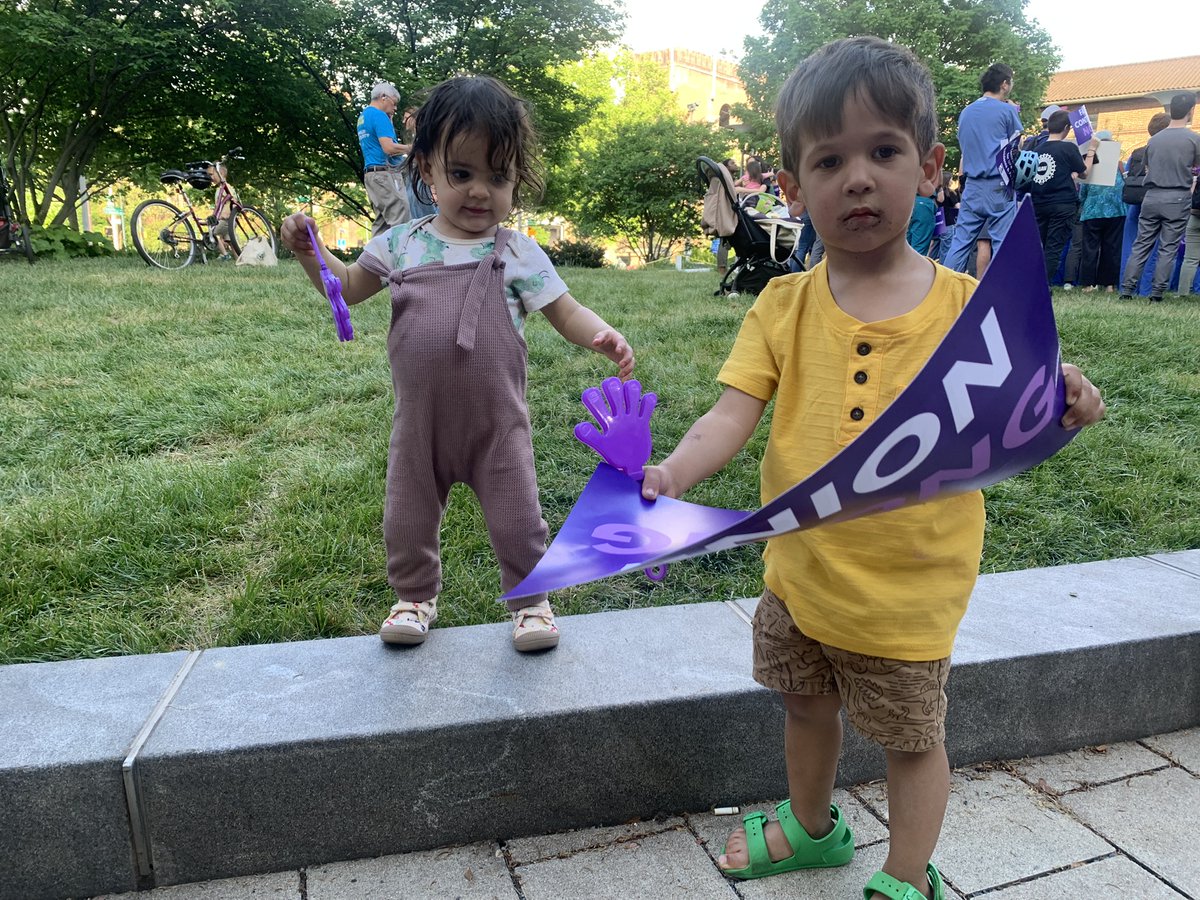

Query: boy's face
<box><xmin>777</xmin><ymin>94</ymin><xmax>943</xmax><ymax>260</ymax></box>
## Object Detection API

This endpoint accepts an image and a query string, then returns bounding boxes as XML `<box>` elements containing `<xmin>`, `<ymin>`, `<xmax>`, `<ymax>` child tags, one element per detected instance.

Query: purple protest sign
<box><xmin>502</xmin><ymin>199</ymin><xmax>1076</xmax><ymax>602</ymax></box>
<box><xmin>933</xmin><ymin>205</ymin><xmax>946</xmax><ymax>238</ymax></box>
<box><xmin>1071</xmin><ymin>105</ymin><xmax>1093</xmax><ymax>146</ymax></box>
<box><xmin>504</xmin><ymin>463</ymin><xmax>748</xmax><ymax>597</ymax></box>
<box><xmin>994</xmin><ymin>131</ymin><xmax>1022</xmax><ymax>199</ymax></box>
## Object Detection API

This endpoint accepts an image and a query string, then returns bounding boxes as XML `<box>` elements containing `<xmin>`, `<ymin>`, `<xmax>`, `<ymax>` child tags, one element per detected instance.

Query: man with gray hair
<box><xmin>357</xmin><ymin>81</ymin><xmax>411</xmax><ymax>236</ymax></box>
<box><xmin>1121</xmin><ymin>91</ymin><xmax>1200</xmax><ymax>301</ymax></box>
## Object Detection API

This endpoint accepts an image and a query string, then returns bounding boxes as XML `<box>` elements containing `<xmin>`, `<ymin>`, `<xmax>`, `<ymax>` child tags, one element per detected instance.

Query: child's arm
<box><xmin>1060</xmin><ymin>364</ymin><xmax>1106</xmax><ymax>430</ymax></box>
<box><xmin>280</xmin><ymin>211</ymin><xmax>383</xmax><ymax>305</ymax></box>
<box><xmin>641</xmin><ymin>386</ymin><xmax>767</xmax><ymax>500</ymax></box>
<box><xmin>541</xmin><ymin>292</ymin><xmax>634</xmax><ymax>379</ymax></box>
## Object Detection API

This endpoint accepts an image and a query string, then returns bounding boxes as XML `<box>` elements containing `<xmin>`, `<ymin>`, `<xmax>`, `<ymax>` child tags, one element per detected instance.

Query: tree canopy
<box><xmin>0</xmin><ymin>0</ymin><xmax>623</xmax><ymax>227</ymax></box>
<box><xmin>549</xmin><ymin>52</ymin><xmax>732</xmax><ymax>262</ymax></box>
<box><xmin>736</xmin><ymin>0</ymin><xmax>1059</xmax><ymax>170</ymax></box>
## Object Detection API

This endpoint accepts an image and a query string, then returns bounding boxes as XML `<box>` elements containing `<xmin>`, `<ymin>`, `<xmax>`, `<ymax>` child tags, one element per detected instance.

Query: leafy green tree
<box><xmin>736</xmin><ymin>0</ymin><xmax>1059</xmax><ymax>170</ymax></box>
<box><xmin>0</xmin><ymin>0</ymin><xmax>622</xmax><ymax>227</ymax></box>
<box><xmin>564</xmin><ymin>116</ymin><xmax>731</xmax><ymax>262</ymax></box>
<box><xmin>549</xmin><ymin>52</ymin><xmax>733</xmax><ymax>262</ymax></box>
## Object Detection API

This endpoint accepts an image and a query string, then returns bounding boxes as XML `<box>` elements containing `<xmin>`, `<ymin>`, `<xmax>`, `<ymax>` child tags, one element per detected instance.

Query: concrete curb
<box><xmin>2</xmin><ymin>551</ymin><xmax>1198</xmax><ymax>899</ymax></box>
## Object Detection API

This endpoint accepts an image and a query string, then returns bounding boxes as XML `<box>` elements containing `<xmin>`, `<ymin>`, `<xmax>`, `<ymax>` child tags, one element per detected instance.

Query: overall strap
<box><xmin>456</xmin><ymin>228</ymin><xmax>513</xmax><ymax>351</ymax></box>
<box><xmin>385</xmin><ymin>225</ymin><xmax>421</xmax><ymax>290</ymax></box>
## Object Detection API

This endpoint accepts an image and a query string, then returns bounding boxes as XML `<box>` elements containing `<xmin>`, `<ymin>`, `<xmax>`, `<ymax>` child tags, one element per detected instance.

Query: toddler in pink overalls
<box><xmin>281</xmin><ymin>75</ymin><xmax>633</xmax><ymax>651</ymax></box>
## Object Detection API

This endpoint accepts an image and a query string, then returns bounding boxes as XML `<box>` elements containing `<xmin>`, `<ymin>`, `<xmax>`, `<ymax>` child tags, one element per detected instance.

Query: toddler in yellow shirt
<box><xmin>640</xmin><ymin>37</ymin><xmax>1106</xmax><ymax>900</ymax></box>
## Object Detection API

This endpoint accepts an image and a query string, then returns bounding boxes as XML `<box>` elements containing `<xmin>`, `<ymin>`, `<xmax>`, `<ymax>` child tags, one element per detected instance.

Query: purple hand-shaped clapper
<box><xmin>574</xmin><ymin>377</ymin><xmax>657</xmax><ymax>480</ymax></box>
<box><xmin>573</xmin><ymin>377</ymin><xmax>665</xmax><ymax>583</ymax></box>
<box><xmin>306</xmin><ymin>223</ymin><xmax>353</xmax><ymax>341</ymax></box>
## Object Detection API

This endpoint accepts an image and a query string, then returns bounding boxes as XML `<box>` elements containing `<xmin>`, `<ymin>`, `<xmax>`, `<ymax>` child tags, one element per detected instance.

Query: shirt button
<box><xmin>854</xmin><ymin>370</ymin><xmax>868</xmax><ymax>384</ymax></box>
<box><xmin>850</xmin><ymin>407</ymin><xmax>865</xmax><ymax>421</ymax></box>
<box><xmin>857</xmin><ymin>342</ymin><xmax>872</xmax><ymax>356</ymax></box>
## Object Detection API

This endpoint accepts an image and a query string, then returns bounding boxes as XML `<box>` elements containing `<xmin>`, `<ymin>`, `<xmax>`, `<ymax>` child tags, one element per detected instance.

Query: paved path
<box><xmin>94</xmin><ymin>728</ymin><xmax>1199</xmax><ymax>899</ymax></box>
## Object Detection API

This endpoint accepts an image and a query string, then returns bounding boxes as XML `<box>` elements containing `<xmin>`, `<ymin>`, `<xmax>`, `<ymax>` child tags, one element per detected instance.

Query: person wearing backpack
<box><xmin>1122</xmin><ymin>112</ymin><xmax>1170</xmax><ymax>208</ymax></box>
<box><xmin>1119</xmin><ymin>112</ymin><xmax>1170</xmax><ymax>292</ymax></box>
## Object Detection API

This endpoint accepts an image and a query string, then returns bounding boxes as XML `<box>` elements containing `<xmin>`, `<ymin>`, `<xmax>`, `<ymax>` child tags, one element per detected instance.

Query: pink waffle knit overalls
<box><xmin>379</xmin><ymin>227</ymin><xmax>549</xmax><ymax>606</ymax></box>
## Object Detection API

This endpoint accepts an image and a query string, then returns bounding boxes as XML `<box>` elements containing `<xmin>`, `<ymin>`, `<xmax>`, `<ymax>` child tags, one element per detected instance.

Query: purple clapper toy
<box><xmin>307</xmin><ymin>223</ymin><xmax>353</xmax><ymax>341</ymax></box>
<box><xmin>573</xmin><ymin>377</ymin><xmax>668</xmax><ymax>582</ymax></box>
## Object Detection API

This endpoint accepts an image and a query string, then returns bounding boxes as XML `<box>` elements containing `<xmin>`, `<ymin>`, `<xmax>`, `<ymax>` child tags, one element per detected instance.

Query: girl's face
<box><xmin>418</xmin><ymin>131</ymin><xmax>515</xmax><ymax>240</ymax></box>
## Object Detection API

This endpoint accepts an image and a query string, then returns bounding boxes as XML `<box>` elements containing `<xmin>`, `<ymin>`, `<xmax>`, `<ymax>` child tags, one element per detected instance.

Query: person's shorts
<box><xmin>751</xmin><ymin>587</ymin><xmax>949</xmax><ymax>752</ymax></box>
<box><xmin>211</xmin><ymin>216</ymin><xmax>233</xmax><ymax>239</ymax></box>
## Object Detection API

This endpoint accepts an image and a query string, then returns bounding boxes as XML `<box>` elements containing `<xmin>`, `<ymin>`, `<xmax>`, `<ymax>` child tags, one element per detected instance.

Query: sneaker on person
<box><xmin>379</xmin><ymin>597</ymin><xmax>438</xmax><ymax>645</ymax></box>
<box><xmin>511</xmin><ymin>600</ymin><xmax>560</xmax><ymax>652</ymax></box>
<box><xmin>1062</xmin><ymin>282</ymin><xmax>1074</xmax><ymax>291</ymax></box>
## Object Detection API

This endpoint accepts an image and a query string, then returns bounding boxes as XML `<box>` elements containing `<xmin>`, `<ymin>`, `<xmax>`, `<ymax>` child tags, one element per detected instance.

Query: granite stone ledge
<box><xmin>0</xmin><ymin>652</ymin><xmax>193</xmax><ymax>900</ymax></box>
<box><xmin>134</xmin><ymin>602</ymin><xmax>770</xmax><ymax>887</ymax></box>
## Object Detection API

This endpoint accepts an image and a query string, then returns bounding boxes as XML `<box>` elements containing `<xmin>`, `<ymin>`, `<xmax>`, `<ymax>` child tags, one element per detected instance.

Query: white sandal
<box><xmin>511</xmin><ymin>602</ymin><xmax>560</xmax><ymax>652</ymax></box>
<box><xmin>379</xmin><ymin>597</ymin><xmax>438</xmax><ymax>645</ymax></box>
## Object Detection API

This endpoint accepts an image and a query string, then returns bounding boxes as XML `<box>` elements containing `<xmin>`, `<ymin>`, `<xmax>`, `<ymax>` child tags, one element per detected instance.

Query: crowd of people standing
<box><xmin>938</xmin><ymin>65</ymin><xmax>1199</xmax><ymax>299</ymax></box>
<box><xmin>779</xmin><ymin>63</ymin><xmax>1200</xmax><ymax>301</ymax></box>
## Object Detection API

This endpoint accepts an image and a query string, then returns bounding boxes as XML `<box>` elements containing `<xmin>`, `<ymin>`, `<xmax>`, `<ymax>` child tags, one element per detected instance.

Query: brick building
<box><xmin>633</xmin><ymin>49</ymin><xmax>747</xmax><ymax>126</ymax></box>
<box><xmin>1045</xmin><ymin>55</ymin><xmax>1200</xmax><ymax>159</ymax></box>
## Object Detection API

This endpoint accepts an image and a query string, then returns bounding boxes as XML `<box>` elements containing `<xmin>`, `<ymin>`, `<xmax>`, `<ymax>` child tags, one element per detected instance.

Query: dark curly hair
<box><xmin>404</xmin><ymin>75</ymin><xmax>543</xmax><ymax>209</ymax></box>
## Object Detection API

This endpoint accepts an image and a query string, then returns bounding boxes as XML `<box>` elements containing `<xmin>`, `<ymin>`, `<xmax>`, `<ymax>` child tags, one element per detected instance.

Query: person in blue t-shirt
<box><xmin>357</xmin><ymin>82</ymin><xmax>412</xmax><ymax>236</ymax></box>
<box><xmin>942</xmin><ymin>63</ymin><xmax>1022</xmax><ymax>276</ymax></box>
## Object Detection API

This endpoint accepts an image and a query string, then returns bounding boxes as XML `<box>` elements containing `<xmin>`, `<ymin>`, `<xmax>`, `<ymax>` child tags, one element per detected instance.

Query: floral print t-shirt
<box><xmin>360</xmin><ymin>216</ymin><xmax>568</xmax><ymax>335</ymax></box>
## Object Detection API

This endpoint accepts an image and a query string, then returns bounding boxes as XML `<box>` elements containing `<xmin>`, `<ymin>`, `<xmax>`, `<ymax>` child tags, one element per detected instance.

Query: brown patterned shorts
<box><xmin>752</xmin><ymin>588</ymin><xmax>949</xmax><ymax>752</ymax></box>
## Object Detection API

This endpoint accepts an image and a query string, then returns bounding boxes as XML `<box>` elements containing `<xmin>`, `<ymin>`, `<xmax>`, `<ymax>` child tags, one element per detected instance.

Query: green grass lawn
<box><xmin>1</xmin><ymin>254</ymin><xmax>1197</xmax><ymax>663</ymax></box>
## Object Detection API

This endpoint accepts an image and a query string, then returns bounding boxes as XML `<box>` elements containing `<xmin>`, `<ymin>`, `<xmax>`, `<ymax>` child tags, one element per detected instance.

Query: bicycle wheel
<box><xmin>229</xmin><ymin>207</ymin><xmax>275</xmax><ymax>257</ymax></box>
<box><xmin>132</xmin><ymin>199</ymin><xmax>196</xmax><ymax>269</ymax></box>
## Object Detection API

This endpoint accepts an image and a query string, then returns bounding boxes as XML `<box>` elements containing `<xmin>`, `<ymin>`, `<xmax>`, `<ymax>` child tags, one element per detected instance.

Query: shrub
<box><xmin>545</xmin><ymin>238</ymin><xmax>605</xmax><ymax>268</ymax></box>
<box><xmin>28</xmin><ymin>224</ymin><xmax>115</xmax><ymax>259</ymax></box>
<box><xmin>327</xmin><ymin>245</ymin><xmax>364</xmax><ymax>263</ymax></box>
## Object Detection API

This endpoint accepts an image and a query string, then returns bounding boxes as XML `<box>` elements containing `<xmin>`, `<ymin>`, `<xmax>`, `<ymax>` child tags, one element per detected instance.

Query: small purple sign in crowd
<box><xmin>1071</xmin><ymin>105</ymin><xmax>1094</xmax><ymax>146</ymax></box>
<box><xmin>502</xmin><ymin>200</ymin><xmax>1077</xmax><ymax>602</ymax></box>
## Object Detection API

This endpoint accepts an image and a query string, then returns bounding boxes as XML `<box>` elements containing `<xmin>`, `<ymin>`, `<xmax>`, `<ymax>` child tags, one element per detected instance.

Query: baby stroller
<box><xmin>698</xmin><ymin>156</ymin><xmax>797</xmax><ymax>296</ymax></box>
<box><xmin>0</xmin><ymin>160</ymin><xmax>35</xmax><ymax>263</ymax></box>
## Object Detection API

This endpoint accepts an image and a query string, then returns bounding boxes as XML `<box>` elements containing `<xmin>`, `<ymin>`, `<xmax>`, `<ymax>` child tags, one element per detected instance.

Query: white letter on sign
<box><xmin>941</xmin><ymin>308</ymin><xmax>1011</xmax><ymax>433</ymax></box>
<box><xmin>592</xmin><ymin>523</ymin><xmax>672</xmax><ymax>555</ymax></box>
<box><xmin>704</xmin><ymin>509</ymin><xmax>801</xmax><ymax>552</ymax></box>
<box><xmin>852</xmin><ymin>412</ymin><xmax>941</xmax><ymax>494</ymax></box>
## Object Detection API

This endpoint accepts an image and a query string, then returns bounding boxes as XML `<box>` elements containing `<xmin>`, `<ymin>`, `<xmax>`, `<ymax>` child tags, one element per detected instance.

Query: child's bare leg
<box><xmin>870</xmin><ymin>743</ymin><xmax>949</xmax><ymax>899</ymax></box>
<box><xmin>719</xmin><ymin>691</ymin><xmax>842</xmax><ymax>868</ymax></box>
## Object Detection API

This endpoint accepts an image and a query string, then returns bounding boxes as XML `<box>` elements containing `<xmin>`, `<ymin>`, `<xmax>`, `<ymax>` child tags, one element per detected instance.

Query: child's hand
<box><xmin>640</xmin><ymin>464</ymin><xmax>681</xmax><ymax>501</ymax></box>
<box><xmin>1061</xmin><ymin>363</ymin><xmax>1106</xmax><ymax>430</ymax></box>
<box><xmin>281</xmin><ymin>211</ymin><xmax>319</xmax><ymax>258</ymax></box>
<box><xmin>591</xmin><ymin>329</ymin><xmax>635</xmax><ymax>379</ymax></box>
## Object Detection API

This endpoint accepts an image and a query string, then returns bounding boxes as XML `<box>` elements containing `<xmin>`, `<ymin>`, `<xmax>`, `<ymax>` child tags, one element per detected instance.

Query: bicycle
<box><xmin>0</xmin><ymin>159</ymin><xmax>35</xmax><ymax>264</ymax></box>
<box><xmin>130</xmin><ymin>148</ymin><xmax>275</xmax><ymax>270</ymax></box>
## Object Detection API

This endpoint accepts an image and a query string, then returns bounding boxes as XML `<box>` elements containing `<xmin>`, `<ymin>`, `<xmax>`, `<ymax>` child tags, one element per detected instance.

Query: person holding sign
<box><xmin>639</xmin><ymin>37</ymin><xmax>1105</xmax><ymax>900</ymax></box>
<box><xmin>1079</xmin><ymin>130</ymin><xmax>1128</xmax><ymax>292</ymax></box>
<box><xmin>1028</xmin><ymin>109</ymin><xmax>1097</xmax><ymax>282</ymax></box>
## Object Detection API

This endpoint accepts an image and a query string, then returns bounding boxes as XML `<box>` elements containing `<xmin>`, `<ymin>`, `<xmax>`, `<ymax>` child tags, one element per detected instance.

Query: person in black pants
<box><xmin>1078</xmin><ymin>130</ymin><xmax>1127</xmax><ymax>292</ymax></box>
<box><xmin>1029</xmin><ymin>110</ymin><xmax>1097</xmax><ymax>283</ymax></box>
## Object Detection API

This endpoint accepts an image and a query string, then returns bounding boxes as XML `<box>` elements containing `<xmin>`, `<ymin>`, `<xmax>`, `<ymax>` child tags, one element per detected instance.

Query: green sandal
<box><xmin>863</xmin><ymin>862</ymin><xmax>945</xmax><ymax>900</ymax></box>
<box><xmin>720</xmin><ymin>800</ymin><xmax>855</xmax><ymax>880</ymax></box>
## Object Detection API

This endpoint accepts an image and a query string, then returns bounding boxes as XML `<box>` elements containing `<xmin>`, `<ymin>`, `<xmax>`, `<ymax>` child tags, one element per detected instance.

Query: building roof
<box><xmin>1047</xmin><ymin>55</ymin><xmax>1200</xmax><ymax>104</ymax></box>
